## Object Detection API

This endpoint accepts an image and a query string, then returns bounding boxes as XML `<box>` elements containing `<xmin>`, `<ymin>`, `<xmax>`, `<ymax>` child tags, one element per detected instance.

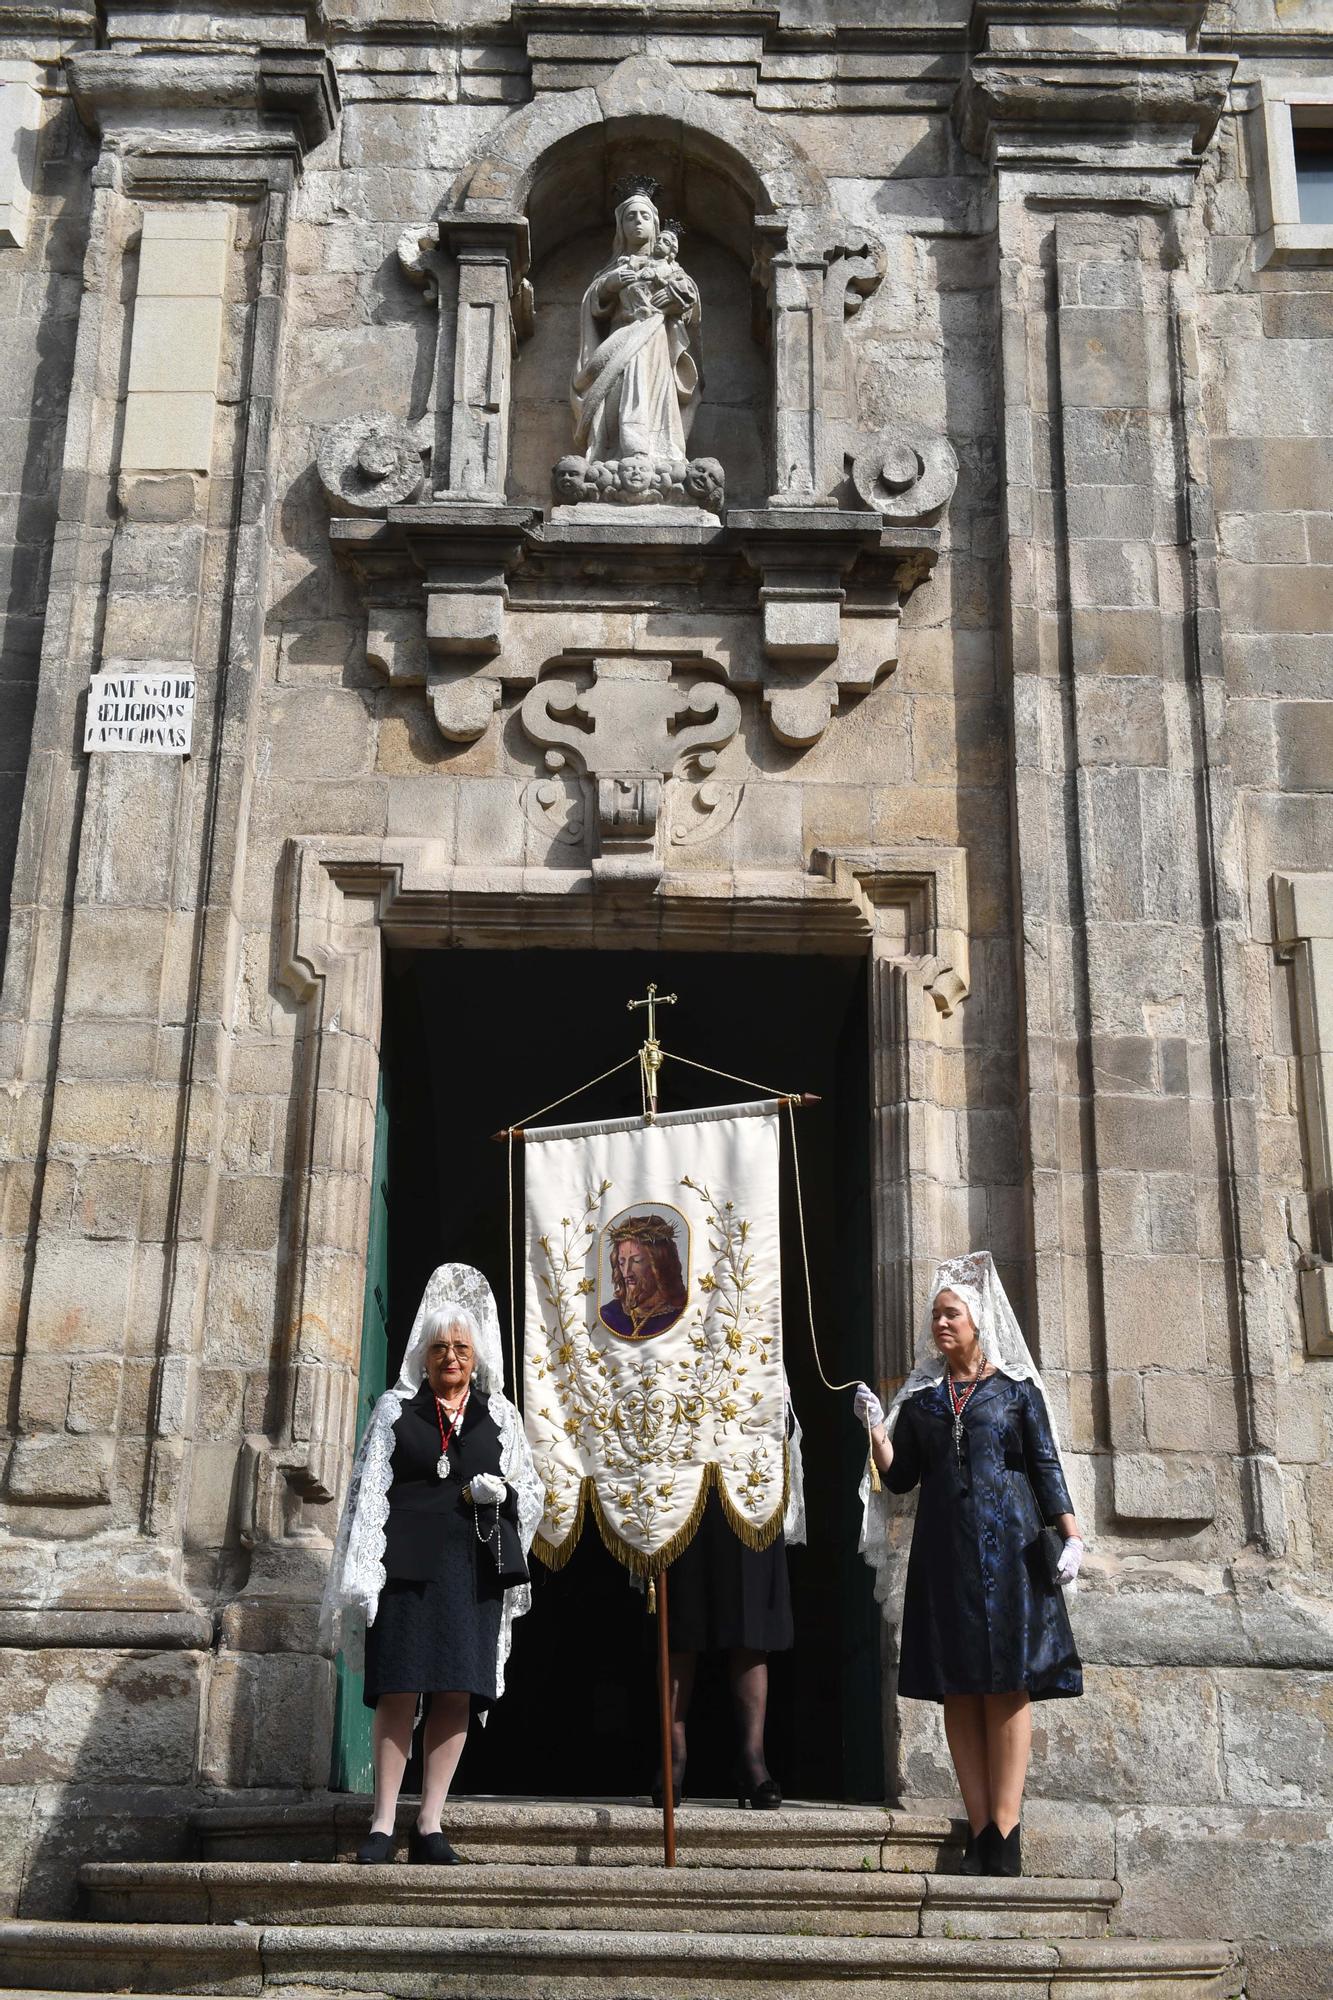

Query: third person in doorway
<box><xmin>853</xmin><ymin>1253</ymin><xmax>1083</xmax><ymax>1877</ymax></box>
<box><xmin>659</xmin><ymin>1389</ymin><xmax>806</xmax><ymax>1809</ymax></box>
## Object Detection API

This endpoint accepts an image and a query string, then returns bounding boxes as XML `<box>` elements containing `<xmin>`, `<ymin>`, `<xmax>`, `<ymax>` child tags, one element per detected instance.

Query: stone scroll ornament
<box><xmin>316</xmin><ymin>412</ymin><xmax>428</xmax><ymax>515</ymax></box>
<box><xmin>850</xmin><ymin>427</ymin><xmax>959</xmax><ymax>521</ymax></box>
<box><xmin>522</xmin><ymin>1101</ymin><xmax>787</xmax><ymax>1573</ymax></box>
<box><xmin>554</xmin><ymin>179</ymin><xmax>725</xmax><ymax>516</ymax></box>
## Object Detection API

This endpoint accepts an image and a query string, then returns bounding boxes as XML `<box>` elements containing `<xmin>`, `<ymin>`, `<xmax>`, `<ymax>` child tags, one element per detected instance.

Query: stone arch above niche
<box><xmin>400</xmin><ymin>54</ymin><xmax>891</xmax><ymax>508</ymax></box>
<box><xmin>321</xmin><ymin>54</ymin><xmax>961</xmax><ymax>796</ymax></box>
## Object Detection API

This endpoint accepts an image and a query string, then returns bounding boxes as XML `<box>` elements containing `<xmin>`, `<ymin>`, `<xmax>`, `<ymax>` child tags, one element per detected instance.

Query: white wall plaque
<box><xmin>83</xmin><ymin>672</ymin><xmax>195</xmax><ymax>755</ymax></box>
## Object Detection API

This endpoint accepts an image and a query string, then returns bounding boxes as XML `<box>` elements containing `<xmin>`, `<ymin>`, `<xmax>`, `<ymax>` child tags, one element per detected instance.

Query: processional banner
<box><xmin>523</xmin><ymin>1100</ymin><xmax>786</xmax><ymax>1573</ymax></box>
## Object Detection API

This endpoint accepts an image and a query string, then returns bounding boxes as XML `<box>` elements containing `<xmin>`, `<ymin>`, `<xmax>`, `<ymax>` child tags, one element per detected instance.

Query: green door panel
<box><xmin>331</xmin><ymin>1069</ymin><xmax>390</xmax><ymax>1793</ymax></box>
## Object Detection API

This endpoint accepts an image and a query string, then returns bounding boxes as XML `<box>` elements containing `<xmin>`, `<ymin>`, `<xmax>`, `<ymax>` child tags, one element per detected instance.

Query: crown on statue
<box><xmin>660</xmin><ymin>216</ymin><xmax>686</xmax><ymax>245</ymax></box>
<box><xmin>612</xmin><ymin>173</ymin><xmax>662</xmax><ymax>210</ymax></box>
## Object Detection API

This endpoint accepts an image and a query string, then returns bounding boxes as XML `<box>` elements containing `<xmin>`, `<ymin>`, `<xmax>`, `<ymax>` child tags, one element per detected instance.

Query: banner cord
<box><xmin>502</xmin><ymin>1046</ymin><xmax>858</xmax><ymax>1404</ymax></box>
<box><xmin>507</xmin><ymin>1051</ymin><xmax>642</xmax><ymax>1132</ymax></box>
<box><xmin>507</xmin><ymin>1128</ymin><xmax>518</xmax><ymax>1398</ymax></box>
<box><xmin>667</xmin><ymin>1050</ymin><xmax>793</xmax><ymax>1098</ymax></box>
<box><xmin>785</xmin><ymin>1096</ymin><xmax>859</xmax><ymax>1396</ymax></box>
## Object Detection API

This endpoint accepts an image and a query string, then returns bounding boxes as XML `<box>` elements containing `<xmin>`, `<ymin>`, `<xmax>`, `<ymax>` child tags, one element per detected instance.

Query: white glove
<box><xmin>469</xmin><ymin>1473</ymin><xmax>507</xmax><ymax>1507</ymax></box>
<box><xmin>853</xmin><ymin>1383</ymin><xmax>886</xmax><ymax>1431</ymax></box>
<box><xmin>1055</xmin><ymin>1536</ymin><xmax>1084</xmax><ymax>1585</ymax></box>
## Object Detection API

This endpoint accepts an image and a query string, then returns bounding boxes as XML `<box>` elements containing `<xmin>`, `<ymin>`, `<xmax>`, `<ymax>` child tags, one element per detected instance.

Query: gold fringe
<box><xmin>868</xmin><ymin>1449</ymin><xmax>882</xmax><ymax>1494</ymax></box>
<box><xmin>530</xmin><ymin>1448</ymin><xmax>791</xmax><ymax>1580</ymax></box>
<box><xmin>531</xmin><ymin>1476</ymin><xmax>590</xmax><ymax>1573</ymax></box>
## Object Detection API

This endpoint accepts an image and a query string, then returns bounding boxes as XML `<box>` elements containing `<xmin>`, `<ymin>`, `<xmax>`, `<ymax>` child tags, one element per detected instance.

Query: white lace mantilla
<box><xmin>319</xmin><ymin>1263</ymin><xmax>543</xmax><ymax>1705</ymax></box>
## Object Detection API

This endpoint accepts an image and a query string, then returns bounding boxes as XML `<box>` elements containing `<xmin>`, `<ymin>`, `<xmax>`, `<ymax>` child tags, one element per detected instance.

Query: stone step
<box><xmin>193</xmin><ymin>1795</ymin><xmax>962</xmax><ymax>1872</ymax></box>
<box><xmin>80</xmin><ymin>1860</ymin><xmax>1123</xmax><ymax>1939</ymax></box>
<box><xmin>191</xmin><ymin>1794</ymin><xmax>1117</xmax><ymax>1881</ymax></box>
<box><xmin>0</xmin><ymin>1920</ymin><xmax>1244</xmax><ymax>2000</ymax></box>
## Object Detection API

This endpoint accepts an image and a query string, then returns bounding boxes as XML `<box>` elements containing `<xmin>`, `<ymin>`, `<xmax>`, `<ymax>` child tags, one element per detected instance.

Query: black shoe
<box><xmin>355</xmin><ymin>1830</ymin><xmax>396</xmax><ymax>1865</ymax></box>
<box><xmin>737</xmin><ymin>1775</ymin><xmax>782</xmax><ymax>1810</ymax></box>
<box><xmin>650</xmin><ymin>1769</ymin><xmax>683</xmax><ymax>1808</ymax></box>
<box><xmin>408</xmin><ymin>1825</ymin><xmax>460</xmax><ymax>1865</ymax></box>
<box><xmin>959</xmin><ymin>1822</ymin><xmax>997</xmax><ymax>1875</ymax></box>
<box><xmin>993</xmin><ymin>1823</ymin><xmax>1022</xmax><ymax>1877</ymax></box>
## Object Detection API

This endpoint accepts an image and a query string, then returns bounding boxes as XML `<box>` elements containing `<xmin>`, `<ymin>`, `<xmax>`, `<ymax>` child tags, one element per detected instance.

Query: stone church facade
<box><xmin>0</xmin><ymin>0</ymin><xmax>1330</xmax><ymax>1987</ymax></box>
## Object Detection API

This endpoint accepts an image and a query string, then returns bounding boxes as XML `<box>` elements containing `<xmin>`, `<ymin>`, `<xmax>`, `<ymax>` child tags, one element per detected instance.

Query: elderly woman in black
<box><xmin>321</xmin><ymin>1264</ymin><xmax>541</xmax><ymax>1864</ymax></box>
<box><xmin>854</xmin><ymin>1253</ymin><xmax>1084</xmax><ymax>1879</ymax></box>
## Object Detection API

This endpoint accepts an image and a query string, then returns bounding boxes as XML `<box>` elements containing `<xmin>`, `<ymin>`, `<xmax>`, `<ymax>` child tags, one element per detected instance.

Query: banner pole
<box><xmin>656</xmin><ymin>1564</ymin><xmax>677</xmax><ymax>1869</ymax></box>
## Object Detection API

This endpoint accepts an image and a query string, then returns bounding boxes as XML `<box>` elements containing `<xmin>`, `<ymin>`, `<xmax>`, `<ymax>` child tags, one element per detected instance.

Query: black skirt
<box><xmin>363</xmin><ymin>1561</ymin><xmax>503</xmax><ymax>1709</ymax></box>
<box><xmin>665</xmin><ymin>1489</ymin><xmax>793</xmax><ymax>1655</ymax></box>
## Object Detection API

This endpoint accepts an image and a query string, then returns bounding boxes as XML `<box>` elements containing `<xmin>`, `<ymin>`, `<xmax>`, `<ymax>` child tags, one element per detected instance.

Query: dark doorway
<box><xmin>379</xmin><ymin>946</ymin><xmax>882</xmax><ymax>1802</ymax></box>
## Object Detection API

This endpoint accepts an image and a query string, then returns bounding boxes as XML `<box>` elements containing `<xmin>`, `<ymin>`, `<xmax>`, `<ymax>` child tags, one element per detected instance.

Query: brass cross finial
<box><xmin>628</xmin><ymin>983</ymin><xmax>677</xmax><ymax>1121</ymax></box>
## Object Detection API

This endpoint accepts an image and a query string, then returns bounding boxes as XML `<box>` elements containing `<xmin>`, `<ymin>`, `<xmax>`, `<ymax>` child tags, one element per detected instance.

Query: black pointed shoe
<box><xmin>737</xmin><ymin>1775</ymin><xmax>782</xmax><ymax>1809</ymax></box>
<box><xmin>959</xmin><ymin>1821</ymin><xmax>997</xmax><ymax>1875</ymax></box>
<box><xmin>408</xmin><ymin>1825</ymin><xmax>460</xmax><ymax>1865</ymax></box>
<box><xmin>994</xmin><ymin>1823</ymin><xmax>1022</xmax><ymax>1877</ymax></box>
<box><xmin>355</xmin><ymin>1830</ymin><xmax>396</xmax><ymax>1865</ymax></box>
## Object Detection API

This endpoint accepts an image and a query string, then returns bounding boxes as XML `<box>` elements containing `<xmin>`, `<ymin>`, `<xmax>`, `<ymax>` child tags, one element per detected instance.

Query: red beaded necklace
<box><xmin>947</xmin><ymin>1372</ymin><xmax>983</xmax><ymax>1463</ymax></box>
<box><xmin>432</xmin><ymin>1389</ymin><xmax>469</xmax><ymax>1480</ymax></box>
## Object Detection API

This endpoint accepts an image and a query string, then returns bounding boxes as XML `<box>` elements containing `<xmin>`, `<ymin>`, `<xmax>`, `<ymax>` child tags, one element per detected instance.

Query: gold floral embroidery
<box><xmin>529</xmin><ymin>1170</ymin><xmax>784</xmax><ymax>1567</ymax></box>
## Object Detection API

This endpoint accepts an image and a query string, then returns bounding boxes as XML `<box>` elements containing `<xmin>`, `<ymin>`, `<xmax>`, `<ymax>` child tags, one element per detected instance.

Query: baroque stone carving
<box><xmin>553</xmin><ymin>451</ymin><xmax>725</xmax><ymax>514</ymax></box>
<box><xmin>555</xmin><ymin>183</ymin><xmax>722</xmax><ymax>514</ymax></box>
<box><xmin>520</xmin><ymin>658</ymin><xmax>741</xmax><ymax>881</ymax></box>
<box><xmin>522</xmin><ymin>777</ymin><xmax>587</xmax><ymax>852</ymax></box>
<box><xmin>316</xmin><ymin>413</ymin><xmax>428</xmax><ymax>515</ymax></box>
<box><xmin>851</xmin><ymin>429</ymin><xmax>959</xmax><ymax>521</ymax></box>
<box><xmin>670</xmin><ymin>779</ymin><xmax>746</xmax><ymax>848</ymax></box>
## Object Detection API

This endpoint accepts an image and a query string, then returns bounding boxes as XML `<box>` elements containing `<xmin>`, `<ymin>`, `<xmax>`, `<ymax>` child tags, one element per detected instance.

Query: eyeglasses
<box><xmin>431</xmin><ymin>1342</ymin><xmax>473</xmax><ymax>1357</ymax></box>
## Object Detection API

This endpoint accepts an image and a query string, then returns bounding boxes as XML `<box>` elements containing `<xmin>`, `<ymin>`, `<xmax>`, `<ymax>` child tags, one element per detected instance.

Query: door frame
<box><xmin>264</xmin><ymin>834</ymin><xmax>972</xmax><ymax>1794</ymax></box>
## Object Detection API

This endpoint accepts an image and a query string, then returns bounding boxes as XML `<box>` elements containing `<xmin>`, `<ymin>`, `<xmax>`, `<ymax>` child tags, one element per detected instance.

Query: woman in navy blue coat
<box><xmin>856</xmin><ymin>1255</ymin><xmax>1084</xmax><ymax>1879</ymax></box>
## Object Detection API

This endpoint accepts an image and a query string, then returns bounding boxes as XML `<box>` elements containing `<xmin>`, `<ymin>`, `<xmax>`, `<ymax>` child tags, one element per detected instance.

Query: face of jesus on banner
<box><xmin>598</xmin><ymin>1205</ymin><xmax>690</xmax><ymax>1342</ymax></box>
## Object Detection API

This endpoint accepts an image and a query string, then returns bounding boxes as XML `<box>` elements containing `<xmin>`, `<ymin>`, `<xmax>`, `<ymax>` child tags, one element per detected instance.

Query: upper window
<box><xmin>1293</xmin><ymin>120</ymin><xmax>1333</xmax><ymax>226</ymax></box>
<box><xmin>1254</xmin><ymin>82</ymin><xmax>1333</xmax><ymax>268</ymax></box>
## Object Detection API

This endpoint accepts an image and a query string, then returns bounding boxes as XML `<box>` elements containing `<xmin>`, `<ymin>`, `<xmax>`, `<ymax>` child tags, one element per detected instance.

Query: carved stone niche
<box><xmin>319</xmin><ymin>54</ymin><xmax>959</xmax><ymax>844</ymax></box>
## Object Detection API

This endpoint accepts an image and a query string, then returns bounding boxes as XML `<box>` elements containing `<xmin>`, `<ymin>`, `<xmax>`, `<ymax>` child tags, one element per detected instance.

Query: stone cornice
<box><xmin>68</xmin><ymin>46</ymin><xmax>340</xmax><ymax>159</ymax></box>
<box><xmin>955</xmin><ymin>0</ymin><xmax>1235</xmax><ymax>171</ymax></box>
<box><xmin>0</xmin><ymin>1</ymin><xmax>97</xmax><ymax>35</ymax></box>
<box><xmin>957</xmin><ymin>51</ymin><xmax>1235</xmax><ymax>165</ymax></box>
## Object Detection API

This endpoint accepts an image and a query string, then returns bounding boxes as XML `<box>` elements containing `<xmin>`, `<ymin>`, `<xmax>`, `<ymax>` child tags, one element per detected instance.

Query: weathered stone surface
<box><xmin>1114</xmin><ymin>1805</ymin><xmax>1333</xmax><ymax>1944</ymax></box>
<box><xmin>0</xmin><ymin>1651</ymin><xmax>202</xmax><ymax>1787</ymax></box>
<box><xmin>200</xmin><ymin>1653</ymin><xmax>334</xmax><ymax>1790</ymax></box>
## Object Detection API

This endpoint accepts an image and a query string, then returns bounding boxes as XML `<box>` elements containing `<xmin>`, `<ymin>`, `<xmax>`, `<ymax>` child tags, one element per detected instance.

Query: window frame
<box><xmin>1254</xmin><ymin>78</ymin><xmax>1333</xmax><ymax>269</ymax></box>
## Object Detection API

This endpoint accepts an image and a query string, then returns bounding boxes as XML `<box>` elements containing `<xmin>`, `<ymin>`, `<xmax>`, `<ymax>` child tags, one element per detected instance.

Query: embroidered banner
<box><xmin>523</xmin><ymin>1100</ymin><xmax>786</xmax><ymax>1573</ymax></box>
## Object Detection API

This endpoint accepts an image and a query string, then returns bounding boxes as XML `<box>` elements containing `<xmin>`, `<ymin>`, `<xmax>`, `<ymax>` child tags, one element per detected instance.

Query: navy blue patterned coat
<box><xmin>884</xmin><ymin>1374</ymin><xmax>1083</xmax><ymax>1703</ymax></box>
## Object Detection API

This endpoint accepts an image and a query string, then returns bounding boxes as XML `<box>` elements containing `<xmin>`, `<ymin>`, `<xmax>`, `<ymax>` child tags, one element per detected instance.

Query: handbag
<box><xmin>1008</xmin><ymin>1444</ymin><xmax>1066</xmax><ymax>1589</ymax></box>
<box><xmin>466</xmin><ymin>1482</ymin><xmax>529</xmax><ymax>1591</ymax></box>
<box><xmin>1034</xmin><ymin>1525</ymin><xmax>1065</xmax><ymax>1590</ymax></box>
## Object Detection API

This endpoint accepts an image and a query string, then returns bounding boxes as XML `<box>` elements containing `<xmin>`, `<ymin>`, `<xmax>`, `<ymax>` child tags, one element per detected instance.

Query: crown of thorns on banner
<box><xmin>607</xmin><ymin>1214</ymin><xmax>678</xmax><ymax>1247</ymax></box>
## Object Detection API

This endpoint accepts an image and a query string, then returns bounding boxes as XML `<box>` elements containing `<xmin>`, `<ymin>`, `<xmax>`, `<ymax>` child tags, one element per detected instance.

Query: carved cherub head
<box><xmin>553</xmin><ymin>454</ymin><xmax>590</xmax><ymax>502</ymax></box>
<box><xmin>619</xmin><ymin>453</ymin><xmax>654</xmax><ymax>496</ymax></box>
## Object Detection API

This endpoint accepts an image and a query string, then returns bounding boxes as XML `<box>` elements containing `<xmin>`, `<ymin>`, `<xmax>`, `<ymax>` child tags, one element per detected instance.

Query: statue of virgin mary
<box><xmin>569</xmin><ymin>186</ymin><xmax>702</xmax><ymax>467</ymax></box>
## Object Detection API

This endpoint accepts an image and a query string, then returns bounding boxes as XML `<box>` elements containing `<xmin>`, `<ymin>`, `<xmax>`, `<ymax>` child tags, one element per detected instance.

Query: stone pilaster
<box><xmin>1</xmin><ymin>48</ymin><xmax>338</xmax><ymax>1592</ymax></box>
<box><xmin>956</xmin><ymin>0</ymin><xmax>1286</xmax><ymax>1539</ymax></box>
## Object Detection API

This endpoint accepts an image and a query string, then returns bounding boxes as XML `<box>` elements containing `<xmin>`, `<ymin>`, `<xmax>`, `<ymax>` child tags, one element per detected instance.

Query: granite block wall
<box><xmin>0</xmin><ymin>0</ymin><xmax>1327</xmax><ymax>1979</ymax></box>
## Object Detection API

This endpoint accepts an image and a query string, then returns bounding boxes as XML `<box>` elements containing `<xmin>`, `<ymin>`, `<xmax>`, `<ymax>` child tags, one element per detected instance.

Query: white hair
<box><xmin>420</xmin><ymin>1303</ymin><xmax>479</xmax><ymax>1349</ymax></box>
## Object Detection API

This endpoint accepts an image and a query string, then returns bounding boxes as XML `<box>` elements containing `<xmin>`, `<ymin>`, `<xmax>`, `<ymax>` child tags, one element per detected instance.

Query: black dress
<box><xmin>885</xmin><ymin>1375</ymin><xmax>1082</xmax><ymax>1703</ymax></box>
<box><xmin>362</xmin><ymin>1384</ymin><xmax>511</xmax><ymax>1711</ymax></box>
<box><xmin>666</xmin><ymin>1489</ymin><xmax>793</xmax><ymax>1654</ymax></box>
